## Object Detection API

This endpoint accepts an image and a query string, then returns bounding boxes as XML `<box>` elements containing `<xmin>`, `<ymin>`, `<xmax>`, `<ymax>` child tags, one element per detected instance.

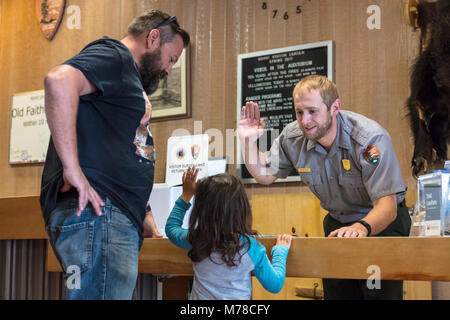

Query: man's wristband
<box><xmin>355</xmin><ymin>220</ymin><xmax>371</xmax><ymax>236</ymax></box>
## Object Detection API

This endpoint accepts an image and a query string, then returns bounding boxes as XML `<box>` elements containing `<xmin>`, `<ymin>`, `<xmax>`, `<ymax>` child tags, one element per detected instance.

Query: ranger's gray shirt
<box><xmin>266</xmin><ymin>110</ymin><xmax>406</xmax><ymax>223</ymax></box>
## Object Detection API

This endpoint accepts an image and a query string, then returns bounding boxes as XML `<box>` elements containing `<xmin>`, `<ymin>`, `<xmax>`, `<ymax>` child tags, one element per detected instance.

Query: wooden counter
<box><xmin>48</xmin><ymin>237</ymin><xmax>450</xmax><ymax>281</ymax></box>
<box><xmin>137</xmin><ymin>237</ymin><xmax>450</xmax><ymax>281</ymax></box>
<box><xmin>2</xmin><ymin>195</ymin><xmax>448</xmax><ymax>282</ymax></box>
<box><xmin>0</xmin><ymin>196</ymin><xmax>46</xmax><ymax>239</ymax></box>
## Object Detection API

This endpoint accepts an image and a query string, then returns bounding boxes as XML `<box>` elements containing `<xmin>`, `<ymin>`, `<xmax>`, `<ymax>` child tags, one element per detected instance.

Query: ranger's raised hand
<box><xmin>238</xmin><ymin>101</ymin><xmax>266</xmax><ymax>142</ymax></box>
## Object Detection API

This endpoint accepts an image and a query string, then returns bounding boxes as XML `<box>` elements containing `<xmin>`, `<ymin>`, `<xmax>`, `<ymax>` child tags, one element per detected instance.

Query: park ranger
<box><xmin>238</xmin><ymin>74</ymin><xmax>411</xmax><ymax>300</ymax></box>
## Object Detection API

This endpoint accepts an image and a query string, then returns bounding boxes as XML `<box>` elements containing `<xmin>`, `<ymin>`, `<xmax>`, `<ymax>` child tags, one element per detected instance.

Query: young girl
<box><xmin>165</xmin><ymin>167</ymin><xmax>292</xmax><ymax>300</ymax></box>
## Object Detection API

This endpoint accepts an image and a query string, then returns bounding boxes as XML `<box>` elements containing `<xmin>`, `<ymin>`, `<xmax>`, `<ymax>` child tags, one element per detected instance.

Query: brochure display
<box><xmin>414</xmin><ymin>171</ymin><xmax>450</xmax><ymax>236</ymax></box>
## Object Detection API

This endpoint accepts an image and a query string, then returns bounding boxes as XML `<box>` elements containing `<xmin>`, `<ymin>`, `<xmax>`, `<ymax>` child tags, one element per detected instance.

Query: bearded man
<box><xmin>40</xmin><ymin>10</ymin><xmax>189</xmax><ymax>299</ymax></box>
<box><xmin>238</xmin><ymin>75</ymin><xmax>411</xmax><ymax>300</ymax></box>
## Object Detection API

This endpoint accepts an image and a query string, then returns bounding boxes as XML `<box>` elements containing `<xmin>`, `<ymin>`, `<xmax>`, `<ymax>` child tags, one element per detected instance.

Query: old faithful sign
<box><xmin>36</xmin><ymin>0</ymin><xmax>66</xmax><ymax>40</ymax></box>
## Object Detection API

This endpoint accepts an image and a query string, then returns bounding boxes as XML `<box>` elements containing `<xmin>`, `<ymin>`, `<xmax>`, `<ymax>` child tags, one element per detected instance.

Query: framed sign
<box><xmin>165</xmin><ymin>134</ymin><xmax>209</xmax><ymax>186</ymax></box>
<box><xmin>9</xmin><ymin>90</ymin><xmax>50</xmax><ymax>164</ymax></box>
<box><xmin>149</xmin><ymin>47</ymin><xmax>191</xmax><ymax>122</ymax></box>
<box><xmin>236</xmin><ymin>41</ymin><xmax>335</xmax><ymax>183</ymax></box>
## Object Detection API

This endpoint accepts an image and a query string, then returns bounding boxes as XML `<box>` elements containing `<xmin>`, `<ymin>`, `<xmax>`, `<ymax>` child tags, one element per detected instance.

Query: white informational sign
<box><xmin>150</xmin><ymin>158</ymin><xmax>227</xmax><ymax>237</ymax></box>
<box><xmin>149</xmin><ymin>184</ymin><xmax>193</xmax><ymax>237</ymax></box>
<box><xmin>207</xmin><ymin>157</ymin><xmax>228</xmax><ymax>177</ymax></box>
<box><xmin>165</xmin><ymin>134</ymin><xmax>209</xmax><ymax>186</ymax></box>
<box><xmin>9</xmin><ymin>90</ymin><xmax>50</xmax><ymax>164</ymax></box>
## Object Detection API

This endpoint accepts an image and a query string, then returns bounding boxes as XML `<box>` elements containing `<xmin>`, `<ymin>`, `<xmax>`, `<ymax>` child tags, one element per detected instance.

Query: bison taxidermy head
<box><xmin>406</xmin><ymin>0</ymin><xmax>450</xmax><ymax>178</ymax></box>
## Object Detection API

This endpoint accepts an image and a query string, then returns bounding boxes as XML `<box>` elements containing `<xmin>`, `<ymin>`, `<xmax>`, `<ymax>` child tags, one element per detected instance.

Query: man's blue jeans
<box><xmin>46</xmin><ymin>197</ymin><xmax>139</xmax><ymax>299</ymax></box>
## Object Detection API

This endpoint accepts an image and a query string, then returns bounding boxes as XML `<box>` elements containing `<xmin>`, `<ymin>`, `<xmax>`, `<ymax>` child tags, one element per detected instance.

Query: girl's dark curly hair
<box><xmin>187</xmin><ymin>173</ymin><xmax>257</xmax><ymax>267</ymax></box>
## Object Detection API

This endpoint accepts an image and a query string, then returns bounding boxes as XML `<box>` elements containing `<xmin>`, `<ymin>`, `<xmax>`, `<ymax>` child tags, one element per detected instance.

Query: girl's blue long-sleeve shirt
<box><xmin>165</xmin><ymin>196</ymin><xmax>290</xmax><ymax>300</ymax></box>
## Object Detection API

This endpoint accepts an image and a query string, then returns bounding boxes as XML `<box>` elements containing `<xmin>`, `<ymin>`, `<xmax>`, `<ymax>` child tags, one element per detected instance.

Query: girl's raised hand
<box><xmin>181</xmin><ymin>166</ymin><xmax>199</xmax><ymax>203</ymax></box>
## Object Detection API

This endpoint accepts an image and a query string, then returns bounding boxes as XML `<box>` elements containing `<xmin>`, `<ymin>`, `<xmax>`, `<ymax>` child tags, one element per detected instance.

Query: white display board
<box><xmin>165</xmin><ymin>134</ymin><xmax>209</xmax><ymax>186</ymax></box>
<box><xmin>9</xmin><ymin>90</ymin><xmax>50</xmax><ymax>164</ymax></box>
<box><xmin>149</xmin><ymin>184</ymin><xmax>192</xmax><ymax>237</ymax></box>
<box><xmin>150</xmin><ymin>159</ymin><xmax>227</xmax><ymax>237</ymax></box>
<box><xmin>207</xmin><ymin>157</ymin><xmax>228</xmax><ymax>176</ymax></box>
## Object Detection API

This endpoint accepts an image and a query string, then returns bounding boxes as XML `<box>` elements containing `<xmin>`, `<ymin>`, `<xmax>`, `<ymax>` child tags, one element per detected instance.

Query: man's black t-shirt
<box><xmin>40</xmin><ymin>37</ymin><xmax>155</xmax><ymax>242</ymax></box>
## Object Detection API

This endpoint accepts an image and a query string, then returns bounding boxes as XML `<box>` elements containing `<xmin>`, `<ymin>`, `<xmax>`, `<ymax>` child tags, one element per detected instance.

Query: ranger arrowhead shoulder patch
<box><xmin>363</xmin><ymin>145</ymin><xmax>380</xmax><ymax>165</ymax></box>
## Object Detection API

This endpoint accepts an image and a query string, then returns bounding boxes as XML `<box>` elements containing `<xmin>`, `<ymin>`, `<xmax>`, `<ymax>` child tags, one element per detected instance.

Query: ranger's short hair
<box><xmin>293</xmin><ymin>75</ymin><xmax>339</xmax><ymax>110</ymax></box>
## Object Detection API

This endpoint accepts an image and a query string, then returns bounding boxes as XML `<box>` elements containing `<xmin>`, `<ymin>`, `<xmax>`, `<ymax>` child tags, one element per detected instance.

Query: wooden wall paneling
<box><xmin>269</xmin><ymin>1</ymin><xmax>288</xmax><ymax>50</ymax></box>
<box><xmin>285</xmin><ymin>193</ymin><xmax>327</xmax><ymax>238</ymax></box>
<box><xmin>348</xmin><ymin>1</ymin><xmax>371</xmax><ymax>118</ymax></box>
<box><xmin>252</xmin><ymin>193</ymin><xmax>287</xmax><ymax>235</ymax></box>
<box><xmin>253</xmin><ymin>0</ymin><xmax>269</xmax><ymax>53</ymax></box>
<box><xmin>404</xmin><ymin>281</ymin><xmax>432</xmax><ymax>300</ymax></box>
<box><xmin>74</xmin><ymin>0</ymin><xmax>114</xmax><ymax>40</ymax></box>
<box><xmin>251</xmin><ymin>192</ymin><xmax>325</xmax><ymax>300</ymax></box>
<box><xmin>333</xmin><ymin>1</ymin><xmax>351</xmax><ymax>109</ymax></box>
<box><xmin>302</xmin><ymin>0</ymin><xmax>320</xmax><ymax>42</ymax></box>
<box><xmin>192</xmin><ymin>0</ymin><xmax>212</xmax><ymax>128</ymax></box>
<box><xmin>118</xmin><ymin>0</ymin><xmax>142</xmax><ymax>37</ymax></box>
<box><xmin>207</xmin><ymin>0</ymin><xmax>226</xmax><ymax>159</ymax></box>
<box><xmin>222</xmin><ymin>0</ymin><xmax>241</xmax><ymax>173</ymax></box>
<box><xmin>318</xmin><ymin>0</ymin><xmax>335</xmax><ymax>41</ymax></box>
<box><xmin>101</xmin><ymin>0</ymin><xmax>124</xmax><ymax>38</ymax></box>
<box><xmin>284</xmin><ymin>0</ymin><xmax>303</xmax><ymax>46</ymax></box>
